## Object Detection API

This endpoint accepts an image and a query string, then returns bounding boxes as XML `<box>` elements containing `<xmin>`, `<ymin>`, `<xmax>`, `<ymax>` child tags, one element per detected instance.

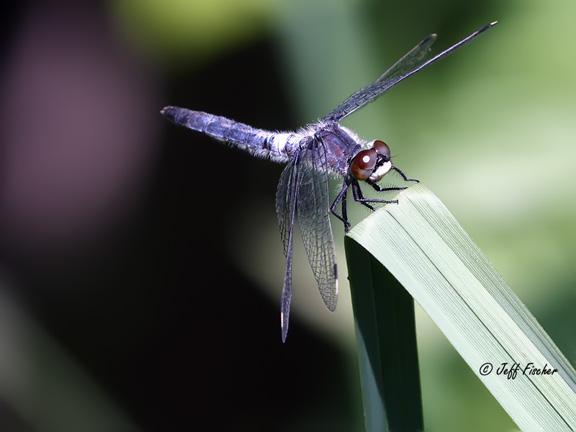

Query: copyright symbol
<box><xmin>479</xmin><ymin>362</ymin><xmax>493</xmax><ymax>376</ymax></box>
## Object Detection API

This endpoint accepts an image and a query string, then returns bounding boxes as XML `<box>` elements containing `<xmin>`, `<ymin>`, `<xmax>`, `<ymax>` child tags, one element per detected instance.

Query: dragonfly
<box><xmin>161</xmin><ymin>21</ymin><xmax>497</xmax><ymax>342</ymax></box>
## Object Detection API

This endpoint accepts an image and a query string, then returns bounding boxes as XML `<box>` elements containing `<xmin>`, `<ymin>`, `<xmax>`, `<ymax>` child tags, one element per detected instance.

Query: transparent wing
<box><xmin>277</xmin><ymin>156</ymin><xmax>298</xmax><ymax>258</ymax></box>
<box><xmin>297</xmin><ymin>140</ymin><xmax>338</xmax><ymax>312</ymax></box>
<box><xmin>275</xmin><ymin>153</ymin><xmax>302</xmax><ymax>342</ymax></box>
<box><xmin>322</xmin><ymin>22</ymin><xmax>497</xmax><ymax>122</ymax></box>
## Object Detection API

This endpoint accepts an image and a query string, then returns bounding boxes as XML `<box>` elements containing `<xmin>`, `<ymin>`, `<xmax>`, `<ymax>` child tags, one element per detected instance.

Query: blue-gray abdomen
<box><xmin>161</xmin><ymin>106</ymin><xmax>291</xmax><ymax>163</ymax></box>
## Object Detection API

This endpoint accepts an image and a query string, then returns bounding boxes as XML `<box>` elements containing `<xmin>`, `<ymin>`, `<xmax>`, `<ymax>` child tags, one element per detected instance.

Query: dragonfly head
<box><xmin>349</xmin><ymin>140</ymin><xmax>392</xmax><ymax>182</ymax></box>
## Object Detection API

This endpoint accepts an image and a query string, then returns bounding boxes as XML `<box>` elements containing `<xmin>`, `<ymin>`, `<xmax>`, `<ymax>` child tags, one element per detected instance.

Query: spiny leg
<box><xmin>351</xmin><ymin>181</ymin><xmax>374</xmax><ymax>211</ymax></box>
<box><xmin>352</xmin><ymin>180</ymin><xmax>398</xmax><ymax>206</ymax></box>
<box><xmin>341</xmin><ymin>187</ymin><xmax>350</xmax><ymax>231</ymax></box>
<box><xmin>366</xmin><ymin>179</ymin><xmax>407</xmax><ymax>193</ymax></box>
<box><xmin>392</xmin><ymin>166</ymin><xmax>419</xmax><ymax>183</ymax></box>
<box><xmin>330</xmin><ymin>181</ymin><xmax>351</xmax><ymax>231</ymax></box>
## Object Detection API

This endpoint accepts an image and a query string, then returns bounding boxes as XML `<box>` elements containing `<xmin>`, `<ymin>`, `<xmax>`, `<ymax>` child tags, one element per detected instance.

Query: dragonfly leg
<box><xmin>330</xmin><ymin>181</ymin><xmax>351</xmax><ymax>231</ymax></box>
<box><xmin>352</xmin><ymin>180</ymin><xmax>398</xmax><ymax>206</ymax></box>
<box><xmin>392</xmin><ymin>166</ymin><xmax>419</xmax><ymax>183</ymax></box>
<box><xmin>351</xmin><ymin>181</ymin><xmax>375</xmax><ymax>211</ymax></box>
<box><xmin>366</xmin><ymin>179</ymin><xmax>407</xmax><ymax>193</ymax></box>
<box><xmin>341</xmin><ymin>189</ymin><xmax>349</xmax><ymax>230</ymax></box>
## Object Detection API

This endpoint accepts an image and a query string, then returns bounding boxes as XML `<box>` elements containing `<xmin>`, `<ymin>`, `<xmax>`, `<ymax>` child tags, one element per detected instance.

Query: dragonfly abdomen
<box><xmin>161</xmin><ymin>106</ymin><xmax>292</xmax><ymax>163</ymax></box>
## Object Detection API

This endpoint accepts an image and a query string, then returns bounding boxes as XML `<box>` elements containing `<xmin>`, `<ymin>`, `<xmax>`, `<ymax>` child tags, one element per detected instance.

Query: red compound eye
<box><xmin>349</xmin><ymin>149</ymin><xmax>377</xmax><ymax>180</ymax></box>
<box><xmin>372</xmin><ymin>140</ymin><xmax>390</xmax><ymax>161</ymax></box>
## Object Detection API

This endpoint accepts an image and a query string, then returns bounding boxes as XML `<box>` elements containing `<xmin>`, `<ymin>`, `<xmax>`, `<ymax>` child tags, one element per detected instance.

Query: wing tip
<box><xmin>281</xmin><ymin>311</ymin><xmax>289</xmax><ymax>343</ymax></box>
<box><xmin>323</xmin><ymin>292</ymin><xmax>338</xmax><ymax>312</ymax></box>
<box><xmin>479</xmin><ymin>20</ymin><xmax>499</xmax><ymax>33</ymax></box>
<box><xmin>418</xmin><ymin>33</ymin><xmax>437</xmax><ymax>49</ymax></box>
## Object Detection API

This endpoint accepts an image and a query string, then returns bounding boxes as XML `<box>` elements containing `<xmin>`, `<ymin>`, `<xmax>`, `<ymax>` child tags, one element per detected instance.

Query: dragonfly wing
<box><xmin>322</xmin><ymin>22</ymin><xmax>497</xmax><ymax>122</ymax></box>
<box><xmin>297</xmin><ymin>139</ymin><xmax>338</xmax><ymax>312</ymax></box>
<box><xmin>275</xmin><ymin>152</ymin><xmax>302</xmax><ymax>342</ymax></box>
<box><xmin>375</xmin><ymin>33</ymin><xmax>437</xmax><ymax>84</ymax></box>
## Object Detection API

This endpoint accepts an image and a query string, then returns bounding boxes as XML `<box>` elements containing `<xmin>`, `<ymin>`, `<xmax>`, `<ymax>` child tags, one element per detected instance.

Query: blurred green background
<box><xmin>0</xmin><ymin>0</ymin><xmax>574</xmax><ymax>431</ymax></box>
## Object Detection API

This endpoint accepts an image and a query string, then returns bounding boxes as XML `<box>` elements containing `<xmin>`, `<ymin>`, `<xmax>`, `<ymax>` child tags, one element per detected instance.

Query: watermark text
<box><xmin>478</xmin><ymin>362</ymin><xmax>558</xmax><ymax>379</ymax></box>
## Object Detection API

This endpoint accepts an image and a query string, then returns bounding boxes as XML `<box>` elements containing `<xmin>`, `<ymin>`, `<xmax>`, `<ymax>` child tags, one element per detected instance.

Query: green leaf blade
<box><xmin>345</xmin><ymin>235</ymin><xmax>423</xmax><ymax>432</ymax></box>
<box><xmin>347</xmin><ymin>184</ymin><xmax>576</xmax><ymax>431</ymax></box>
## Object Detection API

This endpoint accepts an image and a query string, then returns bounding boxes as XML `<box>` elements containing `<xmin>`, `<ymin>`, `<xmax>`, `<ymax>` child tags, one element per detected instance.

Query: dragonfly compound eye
<box><xmin>350</xmin><ymin>149</ymin><xmax>377</xmax><ymax>180</ymax></box>
<box><xmin>372</xmin><ymin>140</ymin><xmax>391</xmax><ymax>161</ymax></box>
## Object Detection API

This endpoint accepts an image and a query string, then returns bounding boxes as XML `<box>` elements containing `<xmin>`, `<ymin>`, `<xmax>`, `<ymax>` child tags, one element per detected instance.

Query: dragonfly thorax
<box><xmin>310</xmin><ymin>123</ymin><xmax>363</xmax><ymax>176</ymax></box>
